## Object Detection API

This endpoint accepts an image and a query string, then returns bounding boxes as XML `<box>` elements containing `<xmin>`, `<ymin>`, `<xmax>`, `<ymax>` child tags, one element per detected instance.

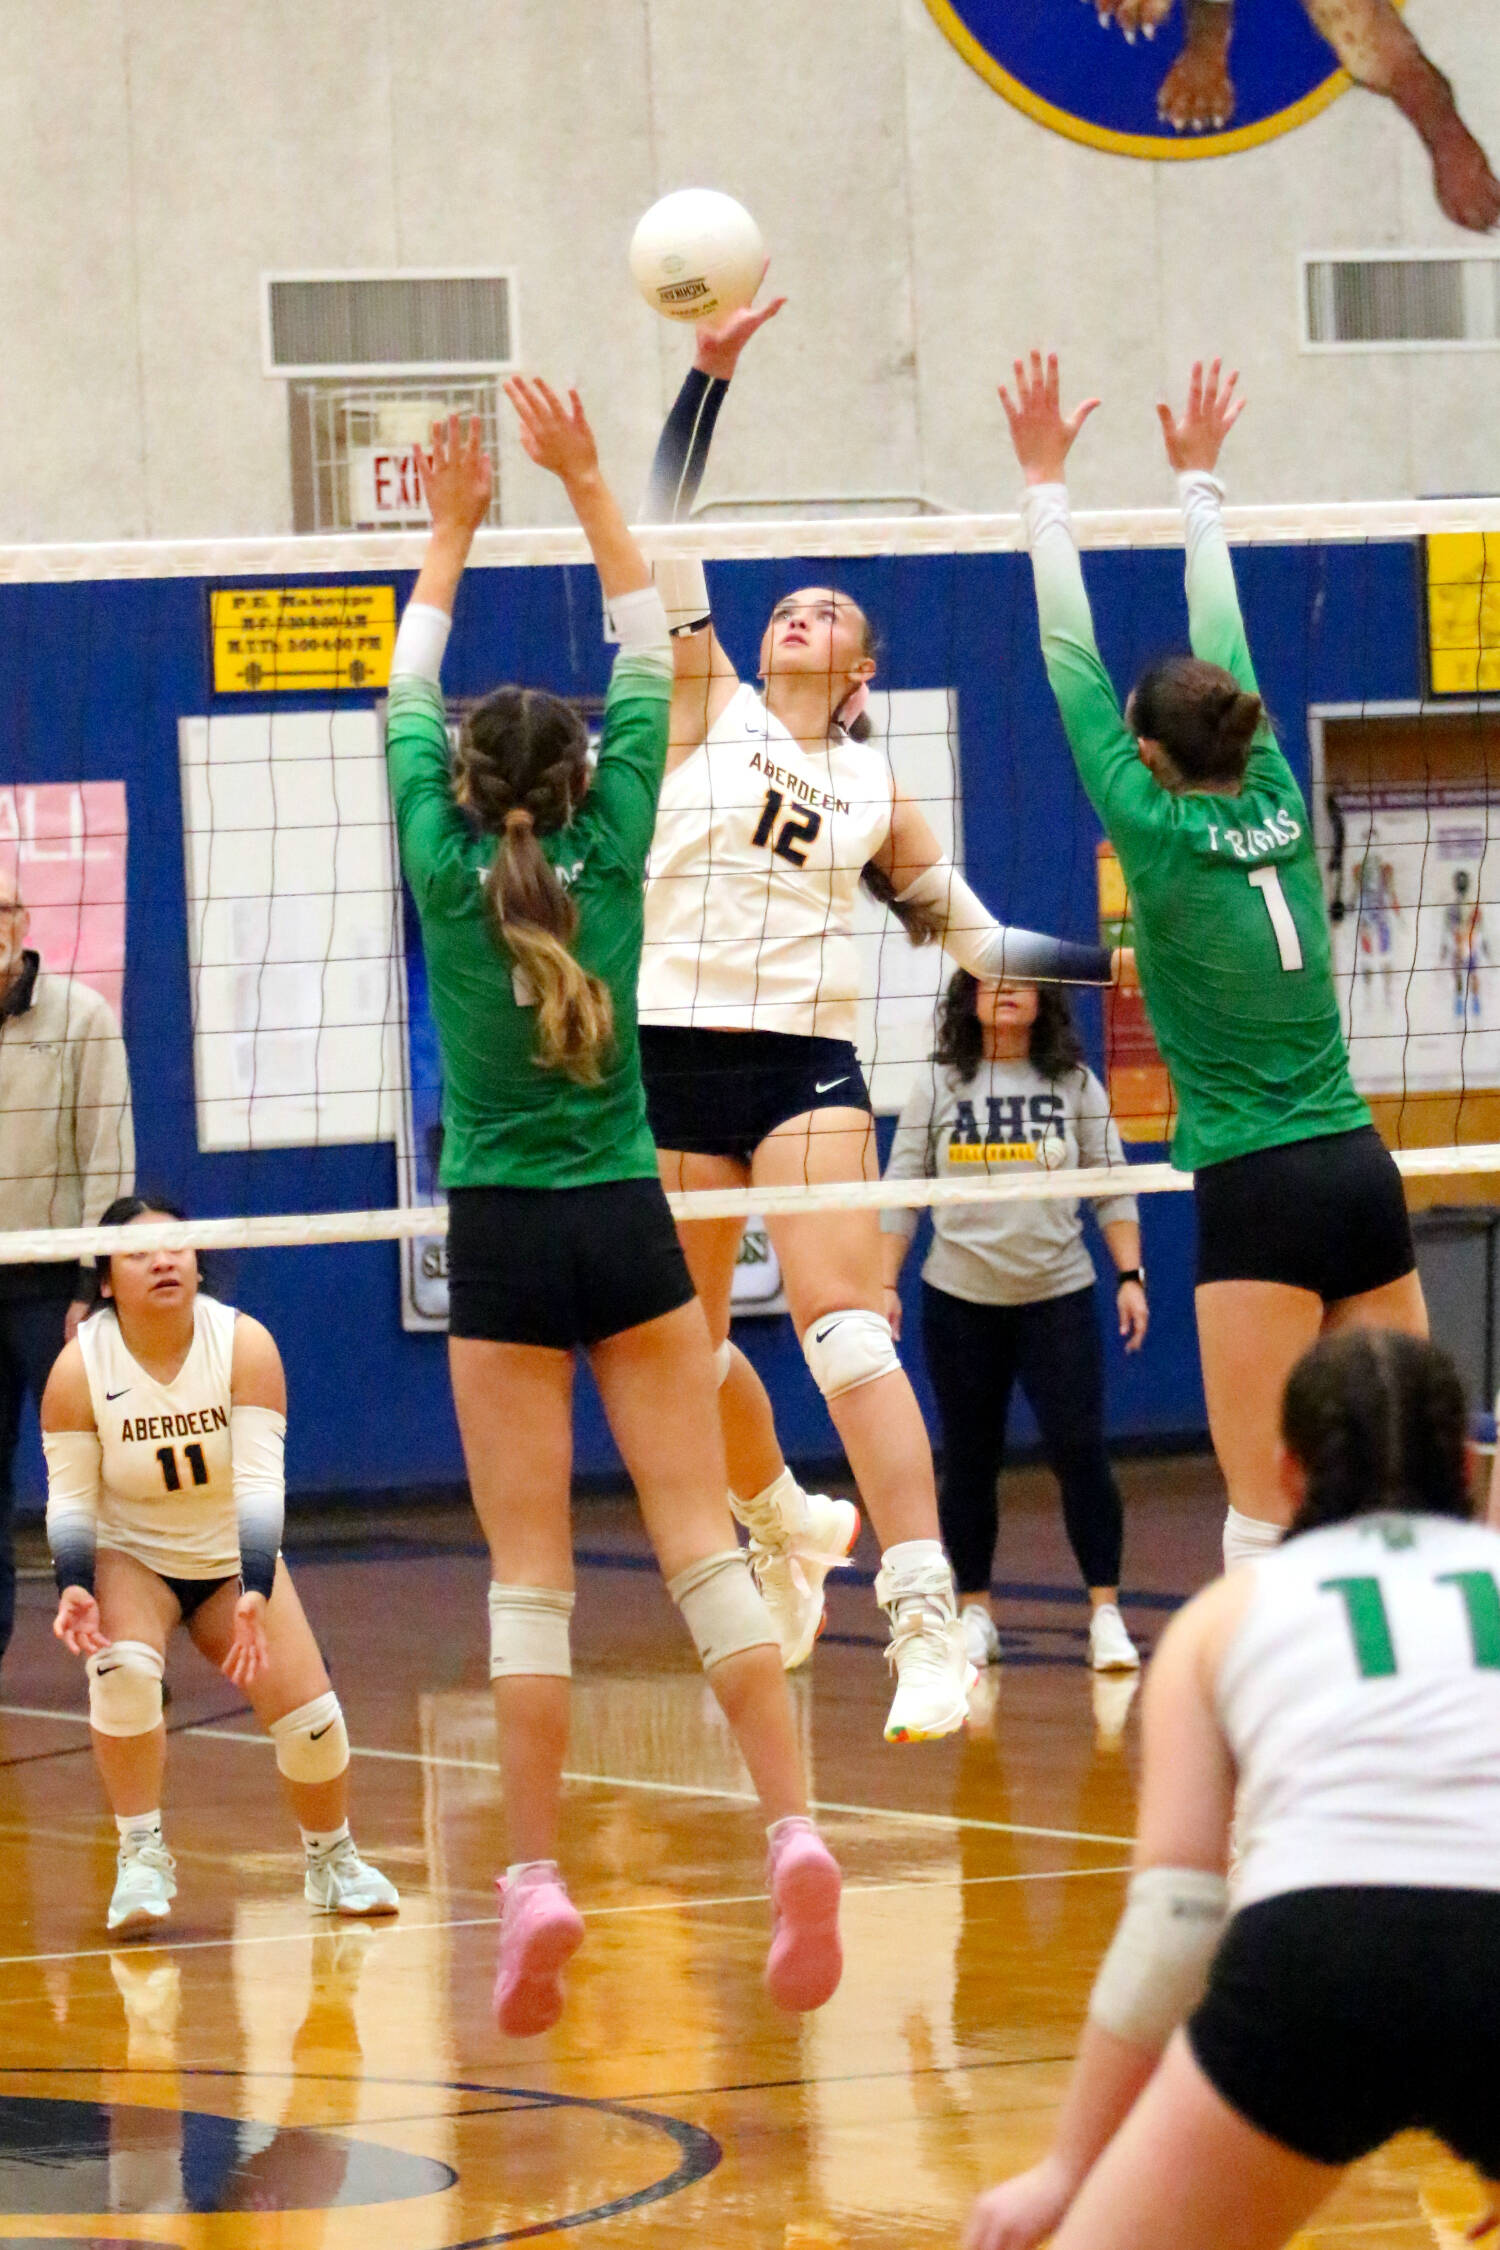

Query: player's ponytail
<box><xmin>456</xmin><ymin>688</ymin><xmax>615</xmax><ymax>1085</ymax></box>
<box><xmin>1281</xmin><ymin>1330</ymin><xmax>1471</xmax><ymax>1538</ymax></box>
<box><xmin>1129</xmin><ymin>657</ymin><xmax>1264</xmax><ymax>787</ymax></box>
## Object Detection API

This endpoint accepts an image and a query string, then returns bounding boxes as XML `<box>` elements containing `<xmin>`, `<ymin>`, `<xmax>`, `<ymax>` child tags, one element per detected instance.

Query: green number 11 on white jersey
<box><xmin>1249</xmin><ymin>867</ymin><xmax>1304</xmax><ymax>971</ymax></box>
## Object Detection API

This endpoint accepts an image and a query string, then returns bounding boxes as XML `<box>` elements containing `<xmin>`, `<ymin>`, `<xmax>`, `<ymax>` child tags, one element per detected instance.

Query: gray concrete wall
<box><xmin>2</xmin><ymin>0</ymin><xmax>1495</xmax><ymax>540</ymax></box>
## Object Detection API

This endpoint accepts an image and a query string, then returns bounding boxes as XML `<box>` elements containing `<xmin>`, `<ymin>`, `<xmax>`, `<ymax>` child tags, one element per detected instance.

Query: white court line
<box><xmin>0</xmin><ymin>1861</ymin><xmax>1129</xmax><ymax>1974</ymax></box>
<box><xmin>1</xmin><ymin>1701</ymin><xmax>1136</xmax><ymax>1847</ymax></box>
<box><xmin>181</xmin><ymin>1723</ymin><xmax>1138</xmax><ymax>1850</ymax></box>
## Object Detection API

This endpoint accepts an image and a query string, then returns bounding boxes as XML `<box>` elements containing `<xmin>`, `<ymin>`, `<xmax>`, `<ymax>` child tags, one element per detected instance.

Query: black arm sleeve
<box><xmin>642</xmin><ymin>367</ymin><xmax>729</xmax><ymax>523</ymax></box>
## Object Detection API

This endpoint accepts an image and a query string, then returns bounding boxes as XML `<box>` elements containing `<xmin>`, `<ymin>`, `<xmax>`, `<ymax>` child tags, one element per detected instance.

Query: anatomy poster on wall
<box><xmin>1328</xmin><ymin>791</ymin><xmax>1500</xmax><ymax>1094</ymax></box>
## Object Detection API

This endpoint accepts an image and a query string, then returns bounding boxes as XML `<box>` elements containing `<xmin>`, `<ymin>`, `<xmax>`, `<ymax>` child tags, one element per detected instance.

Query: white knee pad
<box><xmin>801</xmin><ymin>1308</ymin><xmax>901</xmax><ymax>1401</ymax></box>
<box><xmin>713</xmin><ymin>1340</ymin><xmax>733</xmax><ymax>1388</ymax></box>
<box><xmin>86</xmin><ymin>1641</ymin><xmax>164</xmax><ymax>1738</ymax></box>
<box><xmin>668</xmin><ymin>1548</ymin><xmax>777</xmax><ymax>1670</ymax></box>
<box><xmin>270</xmin><ymin>1692</ymin><xmax>349</xmax><ymax>1785</ymax></box>
<box><xmin>488</xmin><ymin>1583</ymin><xmax>575</xmax><ymax>1679</ymax></box>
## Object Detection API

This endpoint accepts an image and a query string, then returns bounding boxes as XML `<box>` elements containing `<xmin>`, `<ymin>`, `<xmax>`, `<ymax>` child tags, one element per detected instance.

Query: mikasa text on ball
<box><xmin>629</xmin><ymin>189</ymin><xmax>764</xmax><ymax>322</ymax></box>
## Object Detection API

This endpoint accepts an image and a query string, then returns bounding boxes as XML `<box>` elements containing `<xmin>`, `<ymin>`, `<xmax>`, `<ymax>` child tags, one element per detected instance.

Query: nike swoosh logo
<box><xmin>94</xmin><ymin>1663</ymin><xmax>119</xmax><ymax>1675</ymax></box>
<box><xmin>106</xmin><ymin>1388</ymin><xmax>129</xmax><ymax>1400</ymax></box>
<box><xmin>309</xmin><ymin>1723</ymin><xmax>334</xmax><ymax>1741</ymax></box>
<box><xmin>814</xmin><ymin>1077</ymin><xmax>848</xmax><ymax>1095</ymax></box>
<box><xmin>813</xmin><ymin>1320</ymin><xmax>842</xmax><ymax>1343</ymax></box>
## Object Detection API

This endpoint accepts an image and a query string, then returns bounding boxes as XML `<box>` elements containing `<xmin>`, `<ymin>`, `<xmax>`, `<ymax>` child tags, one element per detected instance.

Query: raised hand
<box><xmin>998</xmin><ymin>352</ymin><xmax>1101</xmax><ymax>486</ymax></box>
<box><xmin>220</xmin><ymin>1590</ymin><xmax>270</xmax><ymax>1689</ymax></box>
<box><xmin>53</xmin><ymin>1585</ymin><xmax>108</xmax><ymax>1657</ymax></box>
<box><xmin>503</xmin><ymin>377</ymin><xmax>601</xmax><ymax>488</ymax></box>
<box><xmin>416</xmin><ymin>413</ymin><xmax>493</xmax><ymax>535</ymax></box>
<box><xmin>1155</xmin><ymin>359</ymin><xmax>1245</xmax><ymax>475</ymax></box>
<box><xmin>693</xmin><ymin>262</ymin><xmax>788</xmax><ymax>381</ymax></box>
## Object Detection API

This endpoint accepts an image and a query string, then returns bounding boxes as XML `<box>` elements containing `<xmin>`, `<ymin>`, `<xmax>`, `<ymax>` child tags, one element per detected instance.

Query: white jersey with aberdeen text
<box><xmin>639</xmin><ymin>682</ymin><xmax>896</xmax><ymax>1039</ymax></box>
<box><xmin>1218</xmin><ymin>1510</ymin><xmax>1500</xmax><ymax>1908</ymax></box>
<box><xmin>77</xmin><ymin>1296</ymin><xmax>240</xmax><ymax>1580</ymax></box>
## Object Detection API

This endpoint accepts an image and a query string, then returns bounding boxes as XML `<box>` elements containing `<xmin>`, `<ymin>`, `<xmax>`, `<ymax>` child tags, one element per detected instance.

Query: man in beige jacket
<box><xmin>0</xmin><ymin>861</ymin><xmax>133</xmax><ymax>1664</ymax></box>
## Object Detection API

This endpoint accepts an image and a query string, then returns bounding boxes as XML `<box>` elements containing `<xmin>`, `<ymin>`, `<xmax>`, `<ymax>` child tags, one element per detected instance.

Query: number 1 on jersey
<box><xmin>1248</xmin><ymin>867</ymin><xmax>1304</xmax><ymax>972</ymax></box>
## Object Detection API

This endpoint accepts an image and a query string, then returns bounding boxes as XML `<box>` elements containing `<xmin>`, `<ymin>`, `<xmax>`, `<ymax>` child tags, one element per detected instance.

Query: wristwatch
<box><xmin>1115</xmin><ymin>1268</ymin><xmax>1146</xmax><ymax>1291</ymax></box>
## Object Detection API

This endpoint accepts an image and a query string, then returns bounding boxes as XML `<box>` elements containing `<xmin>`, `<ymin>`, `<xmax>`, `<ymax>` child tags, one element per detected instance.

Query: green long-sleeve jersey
<box><xmin>1023</xmin><ymin>476</ymin><xmax>1367</xmax><ymax>1173</ymax></box>
<box><xmin>385</xmin><ymin>647</ymin><xmax>672</xmax><ymax>1191</ymax></box>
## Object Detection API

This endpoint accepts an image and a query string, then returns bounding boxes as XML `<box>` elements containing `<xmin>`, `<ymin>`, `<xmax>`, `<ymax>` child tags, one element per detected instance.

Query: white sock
<box><xmin>116</xmin><ymin>1811</ymin><xmax>163</xmax><ymax>1853</ymax></box>
<box><xmin>881</xmin><ymin>1538</ymin><xmax>949</xmax><ymax>1580</ymax></box>
<box><xmin>747</xmin><ymin>1466</ymin><xmax>810</xmax><ymax>1541</ymax></box>
<box><xmin>301</xmin><ymin>1821</ymin><xmax>351</xmax><ymax>1861</ymax></box>
<box><xmin>505</xmin><ymin>1858</ymin><xmax>559</xmax><ymax>1884</ymax></box>
<box><xmin>766</xmin><ymin>1814</ymin><xmax>815</xmax><ymax>1842</ymax></box>
<box><xmin>1223</xmin><ymin>1507</ymin><xmax>1285</xmax><ymax>1573</ymax></box>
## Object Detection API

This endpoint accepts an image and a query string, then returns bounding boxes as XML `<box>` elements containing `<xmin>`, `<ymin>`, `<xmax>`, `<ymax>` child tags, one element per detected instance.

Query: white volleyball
<box><xmin>629</xmin><ymin>189</ymin><xmax>764</xmax><ymax>323</ymax></box>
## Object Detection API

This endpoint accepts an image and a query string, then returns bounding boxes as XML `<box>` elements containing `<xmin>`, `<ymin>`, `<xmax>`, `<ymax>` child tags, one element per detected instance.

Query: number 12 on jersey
<box><xmin>1248</xmin><ymin>867</ymin><xmax>1304</xmax><ymax>972</ymax></box>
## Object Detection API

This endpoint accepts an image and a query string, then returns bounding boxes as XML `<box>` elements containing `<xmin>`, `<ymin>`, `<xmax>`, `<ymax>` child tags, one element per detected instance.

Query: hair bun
<box><xmin>1215</xmin><ymin>687</ymin><xmax>1263</xmax><ymax>754</ymax></box>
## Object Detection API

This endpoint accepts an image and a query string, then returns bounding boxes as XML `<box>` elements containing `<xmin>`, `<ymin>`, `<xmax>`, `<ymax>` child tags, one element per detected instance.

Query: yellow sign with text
<box><xmin>211</xmin><ymin>586</ymin><xmax>396</xmax><ymax>693</ymax></box>
<box><xmin>1427</xmin><ymin>533</ymin><xmax>1500</xmax><ymax>696</ymax></box>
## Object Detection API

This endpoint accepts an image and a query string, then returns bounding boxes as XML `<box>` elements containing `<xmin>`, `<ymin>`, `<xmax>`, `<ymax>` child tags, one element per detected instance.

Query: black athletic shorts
<box><xmin>639</xmin><ymin>1025</ymin><xmax>873</xmax><ymax>1165</ymax></box>
<box><xmin>446</xmin><ymin>1178</ymin><xmax>695</xmax><ymax>1350</ymax></box>
<box><xmin>160</xmin><ymin>1572</ymin><xmax>237</xmax><ymax>1621</ymax></box>
<box><xmin>1188</xmin><ymin>1887</ymin><xmax>1500</xmax><ymax>2171</ymax></box>
<box><xmin>1194</xmin><ymin>1125</ymin><xmax>1414</xmax><ymax>1299</ymax></box>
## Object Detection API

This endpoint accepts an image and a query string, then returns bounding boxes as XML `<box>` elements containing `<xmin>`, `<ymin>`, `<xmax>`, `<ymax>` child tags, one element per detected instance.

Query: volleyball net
<box><xmin>1</xmin><ymin>497</ymin><xmax>1498</xmax><ymax>1320</ymax></box>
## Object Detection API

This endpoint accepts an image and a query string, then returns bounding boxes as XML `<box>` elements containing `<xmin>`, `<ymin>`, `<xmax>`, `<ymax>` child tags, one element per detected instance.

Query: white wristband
<box><xmin>610</xmin><ymin>584</ymin><xmax>672</xmax><ymax>654</ymax></box>
<box><xmin>391</xmin><ymin>601</ymin><xmax>452</xmax><ymax>683</ymax></box>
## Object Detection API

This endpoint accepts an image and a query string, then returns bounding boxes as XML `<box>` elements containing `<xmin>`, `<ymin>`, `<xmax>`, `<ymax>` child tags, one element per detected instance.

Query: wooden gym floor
<box><xmin>0</xmin><ymin>1458</ymin><xmax>1487</xmax><ymax>2249</ymax></box>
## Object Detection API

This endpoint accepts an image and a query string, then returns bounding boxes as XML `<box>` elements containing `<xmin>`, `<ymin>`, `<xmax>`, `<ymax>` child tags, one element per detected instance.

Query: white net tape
<box><xmin>5</xmin><ymin>1141</ymin><xmax>1500</xmax><ymax>1265</ymax></box>
<box><xmin>0</xmin><ymin>496</ymin><xmax>1494</xmax><ymax>582</ymax></box>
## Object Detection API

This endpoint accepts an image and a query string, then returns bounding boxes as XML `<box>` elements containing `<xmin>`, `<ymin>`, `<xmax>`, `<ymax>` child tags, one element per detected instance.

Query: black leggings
<box><xmin>920</xmin><ymin>1281</ymin><xmax>1124</xmax><ymax>1595</ymax></box>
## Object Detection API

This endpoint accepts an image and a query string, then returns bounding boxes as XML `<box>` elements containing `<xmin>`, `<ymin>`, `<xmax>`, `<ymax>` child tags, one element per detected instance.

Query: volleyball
<box><xmin>629</xmin><ymin>188</ymin><xmax>764</xmax><ymax>323</ymax></box>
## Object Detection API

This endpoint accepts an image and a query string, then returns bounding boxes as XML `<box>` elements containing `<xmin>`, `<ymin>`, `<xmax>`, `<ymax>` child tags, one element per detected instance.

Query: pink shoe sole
<box><xmin>765</xmin><ymin>1834</ymin><xmax>843</xmax><ymax>2013</ymax></box>
<box><xmin>493</xmin><ymin>1883</ymin><xmax>585</xmax><ymax>2037</ymax></box>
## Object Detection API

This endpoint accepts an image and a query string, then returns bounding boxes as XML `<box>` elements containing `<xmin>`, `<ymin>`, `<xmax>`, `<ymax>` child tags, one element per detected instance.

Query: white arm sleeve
<box><xmin>391</xmin><ymin>601</ymin><xmax>452</xmax><ymax>683</ymax></box>
<box><xmin>43</xmin><ymin>1428</ymin><xmax>103</xmax><ymax>1595</ymax></box>
<box><xmin>1087</xmin><ymin>1865</ymin><xmax>1230</xmax><ymax>2049</ymax></box>
<box><xmin>610</xmin><ymin>584</ymin><xmax>673</xmax><ymax>657</ymax></box>
<box><xmin>231</xmin><ymin>1404</ymin><xmax>287</xmax><ymax>1603</ymax></box>
<box><xmin>896</xmin><ymin>859</ymin><xmax>1114</xmax><ymax>985</ymax></box>
<box><xmin>651</xmin><ymin>557</ymin><xmax>711</xmax><ymax>636</ymax></box>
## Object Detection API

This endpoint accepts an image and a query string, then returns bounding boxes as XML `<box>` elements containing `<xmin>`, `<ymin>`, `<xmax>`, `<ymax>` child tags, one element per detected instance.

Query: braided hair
<box><xmin>1282</xmin><ymin>1329</ymin><xmax>1472</xmax><ymax>1539</ymax></box>
<box><xmin>453</xmin><ymin>687</ymin><xmax>613</xmax><ymax>1084</ymax></box>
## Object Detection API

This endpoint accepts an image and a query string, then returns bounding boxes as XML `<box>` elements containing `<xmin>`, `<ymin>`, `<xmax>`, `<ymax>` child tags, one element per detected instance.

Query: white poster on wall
<box><xmin>1329</xmin><ymin>789</ymin><xmax>1500</xmax><ymax>1093</ymax></box>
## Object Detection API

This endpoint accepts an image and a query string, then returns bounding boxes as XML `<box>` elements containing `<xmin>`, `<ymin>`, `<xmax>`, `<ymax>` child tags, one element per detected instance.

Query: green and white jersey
<box><xmin>1023</xmin><ymin>475</ymin><xmax>1368</xmax><ymax>1172</ymax></box>
<box><xmin>385</xmin><ymin>641</ymin><xmax>672</xmax><ymax>1192</ymax></box>
<box><xmin>1220</xmin><ymin>1512</ymin><xmax>1500</xmax><ymax>1907</ymax></box>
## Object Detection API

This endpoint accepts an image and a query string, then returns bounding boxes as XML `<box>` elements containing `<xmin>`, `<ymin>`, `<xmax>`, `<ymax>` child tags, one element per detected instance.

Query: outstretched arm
<box><xmin>1000</xmin><ymin>355</ymin><xmax>1159</xmax><ymax>844</ymax></box>
<box><xmin>643</xmin><ymin>282</ymin><xmax>785</xmax><ymax>751</ymax></box>
<box><xmin>876</xmin><ymin>795</ymin><xmax>1117</xmax><ymax>985</ymax></box>
<box><xmin>1155</xmin><ymin>361</ymin><xmax>1257</xmax><ymax>694</ymax></box>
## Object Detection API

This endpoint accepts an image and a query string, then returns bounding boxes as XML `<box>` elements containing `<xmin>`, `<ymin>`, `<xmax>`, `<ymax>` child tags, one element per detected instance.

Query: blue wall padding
<box><xmin>1</xmin><ymin>537</ymin><xmax>1424</xmax><ymax>1498</ymax></box>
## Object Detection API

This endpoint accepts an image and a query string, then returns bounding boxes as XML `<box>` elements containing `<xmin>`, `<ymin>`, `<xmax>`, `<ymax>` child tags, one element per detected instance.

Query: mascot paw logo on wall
<box><xmin>923</xmin><ymin>0</ymin><xmax>1499</xmax><ymax>232</ymax></box>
